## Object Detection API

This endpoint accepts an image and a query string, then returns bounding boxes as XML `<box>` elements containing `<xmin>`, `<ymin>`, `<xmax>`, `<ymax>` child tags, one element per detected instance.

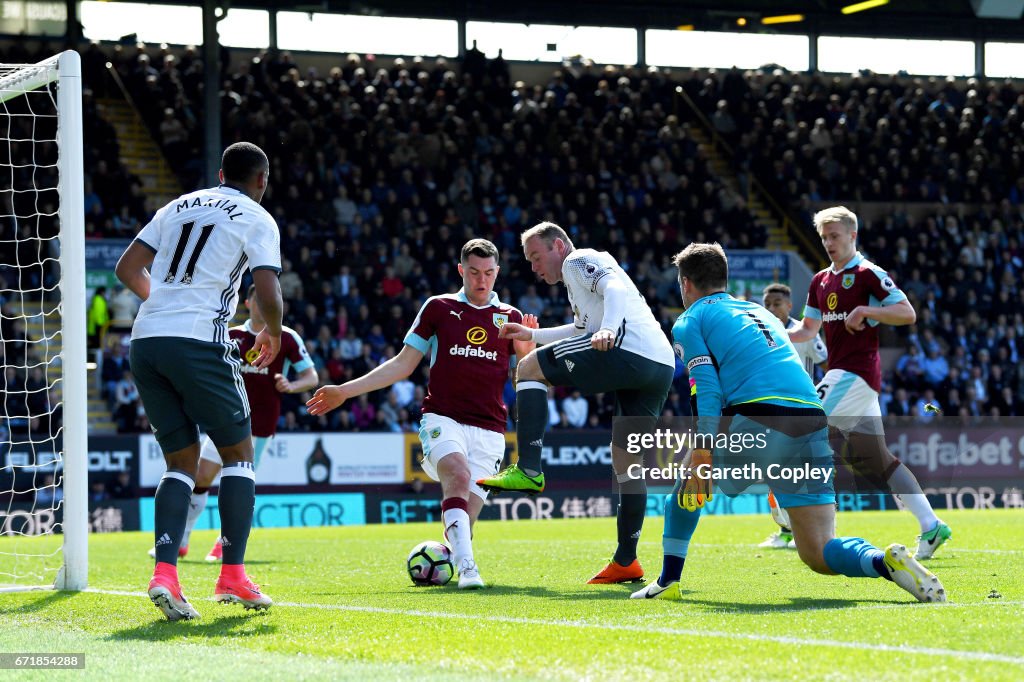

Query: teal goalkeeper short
<box><xmin>713</xmin><ymin>404</ymin><xmax>836</xmax><ymax>509</ymax></box>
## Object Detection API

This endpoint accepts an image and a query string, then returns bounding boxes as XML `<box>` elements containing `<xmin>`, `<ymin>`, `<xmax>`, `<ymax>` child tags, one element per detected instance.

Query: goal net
<box><xmin>0</xmin><ymin>51</ymin><xmax>87</xmax><ymax>591</ymax></box>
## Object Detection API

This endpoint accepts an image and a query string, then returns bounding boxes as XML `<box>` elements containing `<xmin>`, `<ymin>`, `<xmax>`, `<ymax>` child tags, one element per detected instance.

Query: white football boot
<box><xmin>915</xmin><ymin>521</ymin><xmax>952</xmax><ymax>560</ymax></box>
<box><xmin>630</xmin><ymin>580</ymin><xmax>682</xmax><ymax>600</ymax></box>
<box><xmin>758</xmin><ymin>529</ymin><xmax>795</xmax><ymax>549</ymax></box>
<box><xmin>882</xmin><ymin>543</ymin><xmax>947</xmax><ymax>603</ymax></box>
<box><xmin>457</xmin><ymin>558</ymin><xmax>485</xmax><ymax>590</ymax></box>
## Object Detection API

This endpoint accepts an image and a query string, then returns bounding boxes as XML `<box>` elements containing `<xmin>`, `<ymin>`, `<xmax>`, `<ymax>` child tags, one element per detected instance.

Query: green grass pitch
<box><xmin>1</xmin><ymin>509</ymin><xmax>1022</xmax><ymax>681</ymax></box>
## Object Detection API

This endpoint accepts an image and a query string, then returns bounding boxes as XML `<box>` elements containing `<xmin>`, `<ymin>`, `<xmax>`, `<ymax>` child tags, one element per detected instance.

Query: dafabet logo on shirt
<box><xmin>466</xmin><ymin>326</ymin><xmax>488</xmax><ymax>345</ymax></box>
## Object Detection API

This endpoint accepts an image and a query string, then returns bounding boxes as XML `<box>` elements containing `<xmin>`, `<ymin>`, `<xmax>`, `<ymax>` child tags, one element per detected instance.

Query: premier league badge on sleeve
<box><xmin>493</xmin><ymin>313</ymin><xmax>508</xmax><ymax>329</ymax></box>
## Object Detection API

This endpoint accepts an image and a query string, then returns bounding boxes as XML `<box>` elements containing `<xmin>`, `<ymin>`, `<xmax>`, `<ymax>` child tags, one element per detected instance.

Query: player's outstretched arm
<box><xmin>114</xmin><ymin>240</ymin><xmax>156</xmax><ymax>301</ymax></box>
<box><xmin>789</xmin><ymin>316</ymin><xmax>822</xmax><ymax>344</ymax></box>
<box><xmin>502</xmin><ymin>321</ymin><xmax>577</xmax><ymax>345</ymax></box>
<box><xmin>306</xmin><ymin>344</ymin><xmax>424</xmax><ymax>416</ymax></box>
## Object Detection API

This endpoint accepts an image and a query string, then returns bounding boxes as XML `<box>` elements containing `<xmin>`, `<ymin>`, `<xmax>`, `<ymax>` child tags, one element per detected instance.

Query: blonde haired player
<box><xmin>788</xmin><ymin>206</ymin><xmax>951</xmax><ymax>559</ymax></box>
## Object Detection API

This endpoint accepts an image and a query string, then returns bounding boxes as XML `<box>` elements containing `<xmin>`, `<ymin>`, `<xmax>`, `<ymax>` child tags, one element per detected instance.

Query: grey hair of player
<box><xmin>520</xmin><ymin>221</ymin><xmax>574</xmax><ymax>250</ymax></box>
<box><xmin>812</xmin><ymin>206</ymin><xmax>858</xmax><ymax>234</ymax></box>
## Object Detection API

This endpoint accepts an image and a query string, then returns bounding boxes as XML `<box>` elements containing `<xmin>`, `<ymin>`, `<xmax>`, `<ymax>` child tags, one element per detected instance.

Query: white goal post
<box><xmin>0</xmin><ymin>50</ymin><xmax>87</xmax><ymax>591</ymax></box>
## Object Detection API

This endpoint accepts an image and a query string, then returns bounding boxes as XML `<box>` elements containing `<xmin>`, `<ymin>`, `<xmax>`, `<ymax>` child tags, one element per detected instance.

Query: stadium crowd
<box><xmin>4</xmin><ymin>37</ymin><xmax>1023</xmax><ymax>441</ymax></box>
<box><xmin>91</xmin><ymin>45</ymin><xmax>1024</xmax><ymax>428</ymax></box>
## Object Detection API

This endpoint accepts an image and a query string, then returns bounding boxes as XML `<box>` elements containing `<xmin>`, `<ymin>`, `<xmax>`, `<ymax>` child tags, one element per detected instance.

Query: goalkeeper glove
<box><xmin>680</xmin><ymin>448</ymin><xmax>714</xmax><ymax>512</ymax></box>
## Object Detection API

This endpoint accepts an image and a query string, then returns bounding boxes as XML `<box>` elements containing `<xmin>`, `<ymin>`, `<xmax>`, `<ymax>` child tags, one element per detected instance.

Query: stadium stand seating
<box><xmin>4</xmin><ymin>37</ymin><xmax>1019</xmax><ymax>435</ymax></box>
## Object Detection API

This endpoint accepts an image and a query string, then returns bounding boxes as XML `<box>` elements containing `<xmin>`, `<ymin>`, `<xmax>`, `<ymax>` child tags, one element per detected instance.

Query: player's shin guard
<box><xmin>514</xmin><ymin>381</ymin><xmax>549</xmax><ymax>475</ymax></box>
<box><xmin>441</xmin><ymin>497</ymin><xmax>473</xmax><ymax>566</ymax></box>
<box><xmin>613</xmin><ymin>473</ymin><xmax>647</xmax><ymax>566</ymax></box>
<box><xmin>218</xmin><ymin>462</ymin><xmax>256</xmax><ymax>565</ymax></box>
<box><xmin>823</xmin><ymin>537</ymin><xmax>889</xmax><ymax>580</ymax></box>
<box><xmin>180</xmin><ymin>487</ymin><xmax>209</xmax><ymax>548</ymax></box>
<box><xmin>153</xmin><ymin>470</ymin><xmax>195</xmax><ymax>566</ymax></box>
<box><xmin>886</xmin><ymin>462</ymin><xmax>939</xmax><ymax>532</ymax></box>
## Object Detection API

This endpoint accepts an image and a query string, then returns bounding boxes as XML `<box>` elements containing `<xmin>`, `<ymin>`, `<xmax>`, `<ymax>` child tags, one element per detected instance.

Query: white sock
<box><xmin>442</xmin><ymin>505</ymin><xmax>473</xmax><ymax>568</ymax></box>
<box><xmin>180</xmin><ymin>491</ymin><xmax>209</xmax><ymax>547</ymax></box>
<box><xmin>887</xmin><ymin>463</ymin><xmax>939</xmax><ymax>532</ymax></box>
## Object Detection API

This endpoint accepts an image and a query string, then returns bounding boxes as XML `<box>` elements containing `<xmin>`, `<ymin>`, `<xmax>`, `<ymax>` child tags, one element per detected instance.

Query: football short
<box><xmin>714</xmin><ymin>404</ymin><xmax>836</xmax><ymax>509</ymax></box>
<box><xmin>537</xmin><ymin>335</ymin><xmax>674</xmax><ymax>449</ymax></box>
<box><xmin>418</xmin><ymin>413</ymin><xmax>505</xmax><ymax>500</ymax></box>
<box><xmin>816</xmin><ymin>368</ymin><xmax>884</xmax><ymax>435</ymax></box>
<box><xmin>130</xmin><ymin>337</ymin><xmax>251</xmax><ymax>453</ymax></box>
<box><xmin>200</xmin><ymin>434</ymin><xmax>272</xmax><ymax>469</ymax></box>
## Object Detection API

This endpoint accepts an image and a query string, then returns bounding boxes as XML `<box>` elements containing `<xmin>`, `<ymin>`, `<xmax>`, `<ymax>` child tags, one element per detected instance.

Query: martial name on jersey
<box><xmin>804</xmin><ymin>252</ymin><xmax>907</xmax><ymax>392</ymax></box>
<box><xmin>130</xmin><ymin>185</ymin><xmax>281</xmax><ymax>344</ymax></box>
<box><xmin>233</xmin><ymin>322</ymin><xmax>313</xmax><ymax>438</ymax></box>
<box><xmin>404</xmin><ymin>292</ymin><xmax>523</xmax><ymax>433</ymax></box>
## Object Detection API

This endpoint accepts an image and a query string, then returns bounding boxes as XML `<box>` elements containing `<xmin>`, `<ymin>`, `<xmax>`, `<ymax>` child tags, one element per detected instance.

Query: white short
<box><xmin>199</xmin><ymin>434</ymin><xmax>273</xmax><ymax>468</ymax></box>
<box><xmin>418</xmin><ymin>413</ymin><xmax>505</xmax><ymax>500</ymax></box>
<box><xmin>816</xmin><ymin>369</ymin><xmax>883</xmax><ymax>435</ymax></box>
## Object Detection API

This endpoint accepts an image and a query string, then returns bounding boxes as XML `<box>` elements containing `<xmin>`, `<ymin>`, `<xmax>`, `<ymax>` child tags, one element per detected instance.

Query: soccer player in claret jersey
<box><xmin>307</xmin><ymin>239</ymin><xmax>537</xmax><ymax>589</ymax></box>
<box><xmin>116</xmin><ymin>142</ymin><xmax>282</xmax><ymax>620</ymax></box>
<box><xmin>790</xmin><ymin>207</ymin><xmax>951</xmax><ymax>559</ymax></box>
<box><xmin>759</xmin><ymin>282</ymin><xmax>828</xmax><ymax>549</ymax></box>
<box><xmin>479</xmin><ymin>222</ymin><xmax>676</xmax><ymax>585</ymax></box>
<box><xmin>146</xmin><ymin>283</ymin><xmax>317</xmax><ymax>562</ymax></box>
<box><xmin>631</xmin><ymin>243</ymin><xmax>945</xmax><ymax>603</ymax></box>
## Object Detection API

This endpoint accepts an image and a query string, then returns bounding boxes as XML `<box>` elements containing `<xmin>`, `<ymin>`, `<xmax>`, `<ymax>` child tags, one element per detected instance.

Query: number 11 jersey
<box><xmin>130</xmin><ymin>185</ymin><xmax>281</xmax><ymax>344</ymax></box>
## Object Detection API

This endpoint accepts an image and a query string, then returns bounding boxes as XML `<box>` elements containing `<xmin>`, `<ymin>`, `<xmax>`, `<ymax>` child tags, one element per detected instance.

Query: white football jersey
<box><xmin>785</xmin><ymin>316</ymin><xmax>828</xmax><ymax>378</ymax></box>
<box><xmin>561</xmin><ymin>248</ymin><xmax>675</xmax><ymax>367</ymax></box>
<box><xmin>131</xmin><ymin>185</ymin><xmax>281</xmax><ymax>343</ymax></box>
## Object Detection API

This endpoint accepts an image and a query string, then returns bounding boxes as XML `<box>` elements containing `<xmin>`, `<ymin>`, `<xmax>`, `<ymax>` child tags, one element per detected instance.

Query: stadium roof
<box><xmin>153</xmin><ymin>0</ymin><xmax>1023</xmax><ymax>41</ymax></box>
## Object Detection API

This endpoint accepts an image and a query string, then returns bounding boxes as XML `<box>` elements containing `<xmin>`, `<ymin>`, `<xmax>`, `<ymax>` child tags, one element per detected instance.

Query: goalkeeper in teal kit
<box><xmin>630</xmin><ymin>242</ymin><xmax>946</xmax><ymax>603</ymax></box>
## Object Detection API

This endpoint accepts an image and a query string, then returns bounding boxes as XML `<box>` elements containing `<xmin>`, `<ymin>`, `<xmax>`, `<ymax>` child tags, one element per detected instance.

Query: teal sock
<box><xmin>659</xmin><ymin>486</ymin><xmax>702</xmax><ymax>585</ymax></box>
<box><xmin>823</xmin><ymin>537</ymin><xmax>886</xmax><ymax>578</ymax></box>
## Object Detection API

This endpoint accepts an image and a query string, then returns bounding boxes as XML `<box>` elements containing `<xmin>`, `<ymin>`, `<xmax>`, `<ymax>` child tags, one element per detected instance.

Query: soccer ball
<box><xmin>407</xmin><ymin>541</ymin><xmax>454</xmax><ymax>586</ymax></box>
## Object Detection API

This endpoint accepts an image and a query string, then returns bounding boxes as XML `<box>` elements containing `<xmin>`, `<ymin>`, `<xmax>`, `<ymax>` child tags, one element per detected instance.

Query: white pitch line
<box><xmin>499</xmin><ymin>539</ymin><xmax>1024</xmax><ymax>555</ymax></box>
<box><xmin>85</xmin><ymin>588</ymin><xmax>1024</xmax><ymax>666</ymax></box>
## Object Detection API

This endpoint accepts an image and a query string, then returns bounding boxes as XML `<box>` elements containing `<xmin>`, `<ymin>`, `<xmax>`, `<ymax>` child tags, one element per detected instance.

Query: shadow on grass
<box><xmin>675</xmin><ymin>595</ymin><xmax>900</xmax><ymax>613</ymax></box>
<box><xmin>108</xmin><ymin>611</ymin><xmax>277</xmax><ymax>642</ymax></box>
<box><xmin>405</xmin><ymin>583</ymin><xmax>647</xmax><ymax>602</ymax></box>
<box><xmin>175</xmin><ymin>559</ymin><xmax>277</xmax><ymax>566</ymax></box>
<box><xmin>0</xmin><ymin>589</ymin><xmax>78</xmax><ymax>616</ymax></box>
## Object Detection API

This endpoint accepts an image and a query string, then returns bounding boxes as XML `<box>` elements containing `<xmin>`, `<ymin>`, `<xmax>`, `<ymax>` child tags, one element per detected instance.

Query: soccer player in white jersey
<box><xmin>760</xmin><ymin>282</ymin><xmax>828</xmax><ymax>549</ymax></box>
<box><xmin>479</xmin><ymin>222</ymin><xmax>676</xmax><ymax>585</ymax></box>
<box><xmin>789</xmin><ymin>206</ymin><xmax>951</xmax><ymax>559</ymax></box>
<box><xmin>307</xmin><ymin>239</ymin><xmax>537</xmax><ymax>589</ymax></box>
<box><xmin>116</xmin><ymin>142</ymin><xmax>282</xmax><ymax>620</ymax></box>
<box><xmin>147</xmin><ymin>283</ymin><xmax>317</xmax><ymax>562</ymax></box>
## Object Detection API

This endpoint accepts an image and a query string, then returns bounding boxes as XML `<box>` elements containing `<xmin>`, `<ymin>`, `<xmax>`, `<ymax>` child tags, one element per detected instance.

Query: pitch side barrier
<box><xmin>3</xmin><ymin>420</ymin><xmax>1021</xmax><ymax>536</ymax></box>
<box><xmin>612</xmin><ymin>415</ymin><xmax>1024</xmax><ymax>501</ymax></box>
